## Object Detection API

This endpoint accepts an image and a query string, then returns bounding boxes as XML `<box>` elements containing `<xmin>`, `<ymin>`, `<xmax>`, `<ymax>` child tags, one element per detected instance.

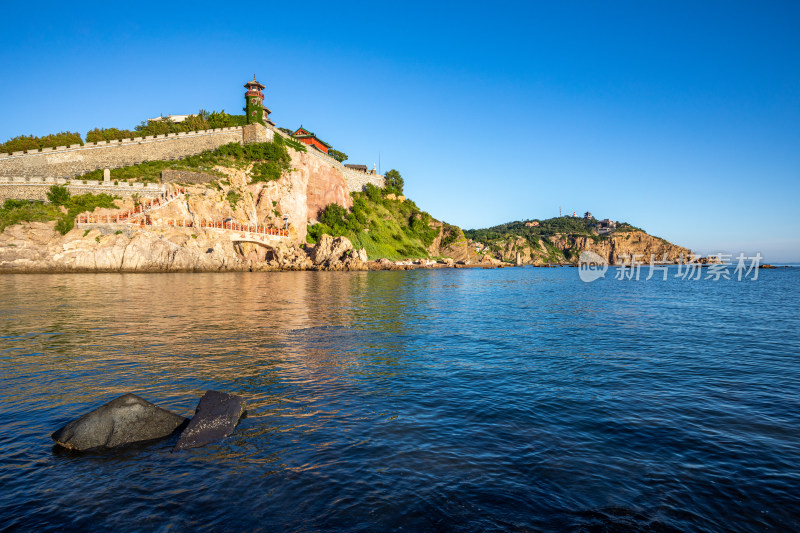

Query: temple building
<box><xmin>292</xmin><ymin>126</ymin><xmax>331</xmax><ymax>154</ymax></box>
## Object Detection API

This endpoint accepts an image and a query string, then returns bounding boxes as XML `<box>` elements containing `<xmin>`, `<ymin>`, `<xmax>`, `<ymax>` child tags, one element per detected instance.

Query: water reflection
<box><xmin>1</xmin><ymin>269</ymin><xmax>799</xmax><ymax>531</ymax></box>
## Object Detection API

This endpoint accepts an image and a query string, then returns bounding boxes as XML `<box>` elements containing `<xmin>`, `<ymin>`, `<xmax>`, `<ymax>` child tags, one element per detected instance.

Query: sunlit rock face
<box><xmin>174</xmin><ymin>390</ymin><xmax>246</xmax><ymax>451</ymax></box>
<box><xmin>51</xmin><ymin>393</ymin><xmax>187</xmax><ymax>451</ymax></box>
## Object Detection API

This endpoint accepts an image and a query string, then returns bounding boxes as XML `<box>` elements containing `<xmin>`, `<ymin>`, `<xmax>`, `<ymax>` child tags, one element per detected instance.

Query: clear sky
<box><xmin>2</xmin><ymin>1</ymin><xmax>798</xmax><ymax>261</ymax></box>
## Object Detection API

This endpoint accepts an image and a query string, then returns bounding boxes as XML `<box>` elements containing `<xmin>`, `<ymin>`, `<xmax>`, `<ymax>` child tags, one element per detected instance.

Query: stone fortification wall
<box><xmin>341</xmin><ymin>166</ymin><xmax>385</xmax><ymax>191</ymax></box>
<box><xmin>0</xmin><ymin>176</ymin><xmax>164</xmax><ymax>202</ymax></box>
<box><xmin>0</xmin><ymin>127</ymin><xmax>243</xmax><ymax>180</ymax></box>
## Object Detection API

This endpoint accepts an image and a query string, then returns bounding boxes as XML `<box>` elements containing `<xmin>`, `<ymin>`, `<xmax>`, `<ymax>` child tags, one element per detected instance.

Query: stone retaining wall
<box><xmin>0</xmin><ymin>177</ymin><xmax>164</xmax><ymax>202</ymax></box>
<box><xmin>1</xmin><ymin>124</ymin><xmax>385</xmax><ymax>199</ymax></box>
<box><xmin>341</xmin><ymin>166</ymin><xmax>385</xmax><ymax>192</ymax></box>
<box><xmin>0</xmin><ymin>127</ymin><xmax>243</xmax><ymax>180</ymax></box>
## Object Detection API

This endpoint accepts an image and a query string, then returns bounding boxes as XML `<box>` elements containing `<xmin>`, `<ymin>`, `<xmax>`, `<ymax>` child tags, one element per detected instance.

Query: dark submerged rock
<box><xmin>52</xmin><ymin>393</ymin><xmax>187</xmax><ymax>451</ymax></box>
<box><xmin>174</xmin><ymin>390</ymin><xmax>246</xmax><ymax>451</ymax></box>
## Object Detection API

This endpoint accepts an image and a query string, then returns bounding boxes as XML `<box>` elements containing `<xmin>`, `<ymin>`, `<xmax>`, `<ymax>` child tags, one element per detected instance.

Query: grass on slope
<box><xmin>1</xmin><ymin>186</ymin><xmax>117</xmax><ymax>235</ymax></box>
<box><xmin>78</xmin><ymin>137</ymin><xmax>292</xmax><ymax>184</ymax></box>
<box><xmin>308</xmin><ymin>184</ymin><xmax>439</xmax><ymax>260</ymax></box>
<box><xmin>0</xmin><ymin>199</ymin><xmax>62</xmax><ymax>233</ymax></box>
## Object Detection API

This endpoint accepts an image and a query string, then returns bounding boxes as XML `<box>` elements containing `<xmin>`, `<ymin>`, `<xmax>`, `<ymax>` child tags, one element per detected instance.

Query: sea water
<box><xmin>1</xmin><ymin>267</ymin><xmax>798</xmax><ymax>531</ymax></box>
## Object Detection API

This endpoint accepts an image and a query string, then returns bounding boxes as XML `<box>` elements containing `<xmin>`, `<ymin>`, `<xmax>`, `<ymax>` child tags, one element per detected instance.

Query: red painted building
<box><xmin>292</xmin><ymin>126</ymin><xmax>331</xmax><ymax>154</ymax></box>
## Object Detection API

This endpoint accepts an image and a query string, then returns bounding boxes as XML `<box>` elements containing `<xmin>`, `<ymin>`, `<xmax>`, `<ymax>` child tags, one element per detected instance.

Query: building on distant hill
<box><xmin>584</xmin><ymin>211</ymin><xmax>592</xmax><ymax>219</ymax></box>
<box><xmin>344</xmin><ymin>164</ymin><xmax>368</xmax><ymax>172</ymax></box>
<box><xmin>525</xmin><ymin>221</ymin><xmax>540</xmax><ymax>227</ymax></box>
<box><xmin>599</xmin><ymin>219</ymin><xmax>616</xmax><ymax>229</ymax></box>
<box><xmin>596</xmin><ymin>219</ymin><xmax>617</xmax><ymax>235</ymax></box>
<box><xmin>292</xmin><ymin>126</ymin><xmax>331</xmax><ymax>154</ymax></box>
<box><xmin>148</xmin><ymin>114</ymin><xmax>193</xmax><ymax>123</ymax></box>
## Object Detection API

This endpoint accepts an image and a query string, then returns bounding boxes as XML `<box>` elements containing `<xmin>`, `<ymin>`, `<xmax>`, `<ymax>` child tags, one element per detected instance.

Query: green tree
<box><xmin>46</xmin><ymin>185</ymin><xmax>71</xmax><ymax>206</ymax></box>
<box><xmin>384</xmin><ymin>169</ymin><xmax>404</xmax><ymax>195</ymax></box>
<box><xmin>328</xmin><ymin>148</ymin><xmax>348</xmax><ymax>163</ymax></box>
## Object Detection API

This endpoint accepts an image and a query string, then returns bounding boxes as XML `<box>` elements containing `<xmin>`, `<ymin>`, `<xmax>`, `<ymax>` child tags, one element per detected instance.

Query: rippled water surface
<box><xmin>1</xmin><ymin>268</ymin><xmax>799</xmax><ymax>531</ymax></box>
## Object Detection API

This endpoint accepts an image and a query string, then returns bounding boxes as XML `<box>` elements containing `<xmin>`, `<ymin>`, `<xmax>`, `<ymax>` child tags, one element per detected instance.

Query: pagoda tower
<box><xmin>243</xmin><ymin>77</ymin><xmax>274</xmax><ymax>126</ymax></box>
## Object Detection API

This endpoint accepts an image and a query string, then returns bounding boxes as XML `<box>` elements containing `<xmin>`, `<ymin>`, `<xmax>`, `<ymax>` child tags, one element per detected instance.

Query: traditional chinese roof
<box><xmin>344</xmin><ymin>164</ymin><xmax>368</xmax><ymax>171</ymax></box>
<box><xmin>293</xmin><ymin>126</ymin><xmax>332</xmax><ymax>148</ymax></box>
<box><xmin>244</xmin><ymin>77</ymin><xmax>265</xmax><ymax>90</ymax></box>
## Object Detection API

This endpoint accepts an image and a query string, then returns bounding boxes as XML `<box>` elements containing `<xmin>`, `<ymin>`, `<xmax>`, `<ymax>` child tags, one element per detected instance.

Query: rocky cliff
<box><xmin>0</xmin><ymin>140</ymin><xmax>368</xmax><ymax>272</ymax></box>
<box><xmin>479</xmin><ymin>230</ymin><xmax>693</xmax><ymax>265</ymax></box>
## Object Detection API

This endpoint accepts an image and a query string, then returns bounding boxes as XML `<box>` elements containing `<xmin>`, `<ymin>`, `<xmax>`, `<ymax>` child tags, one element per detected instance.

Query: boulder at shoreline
<box><xmin>174</xmin><ymin>390</ymin><xmax>246</xmax><ymax>451</ymax></box>
<box><xmin>51</xmin><ymin>393</ymin><xmax>187</xmax><ymax>451</ymax></box>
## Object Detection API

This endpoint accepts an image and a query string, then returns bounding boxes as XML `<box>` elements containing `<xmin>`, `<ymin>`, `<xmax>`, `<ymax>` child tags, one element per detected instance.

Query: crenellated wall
<box><xmin>0</xmin><ymin>176</ymin><xmax>165</xmax><ymax>202</ymax></box>
<box><xmin>0</xmin><ymin>124</ymin><xmax>385</xmax><ymax>203</ymax></box>
<box><xmin>0</xmin><ymin>127</ymin><xmax>243</xmax><ymax>180</ymax></box>
<box><xmin>341</xmin><ymin>166</ymin><xmax>385</xmax><ymax>192</ymax></box>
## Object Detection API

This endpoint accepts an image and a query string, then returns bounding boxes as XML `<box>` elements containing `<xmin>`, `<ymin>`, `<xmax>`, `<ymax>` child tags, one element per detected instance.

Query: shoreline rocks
<box><xmin>0</xmin><ymin>224</ymin><xmax>514</xmax><ymax>273</ymax></box>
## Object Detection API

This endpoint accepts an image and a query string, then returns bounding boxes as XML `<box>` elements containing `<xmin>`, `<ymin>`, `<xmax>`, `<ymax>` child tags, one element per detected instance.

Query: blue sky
<box><xmin>2</xmin><ymin>1</ymin><xmax>798</xmax><ymax>261</ymax></box>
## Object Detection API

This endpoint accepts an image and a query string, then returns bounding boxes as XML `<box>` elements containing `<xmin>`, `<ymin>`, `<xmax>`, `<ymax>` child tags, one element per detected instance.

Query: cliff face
<box><xmin>291</xmin><ymin>150</ymin><xmax>353</xmax><ymax>222</ymax></box>
<box><xmin>483</xmin><ymin>230</ymin><xmax>692</xmax><ymax>265</ymax></box>
<box><xmin>0</xmin><ymin>144</ymin><xmax>362</xmax><ymax>272</ymax></box>
<box><xmin>0</xmin><ymin>222</ymin><xmax>247</xmax><ymax>272</ymax></box>
<box><xmin>427</xmin><ymin>222</ymin><xmax>479</xmax><ymax>262</ymax></box>
<box><xmin>553</xmin><ymin>230</ymin><xmax>693</xmax><ymax>265</ymax></box>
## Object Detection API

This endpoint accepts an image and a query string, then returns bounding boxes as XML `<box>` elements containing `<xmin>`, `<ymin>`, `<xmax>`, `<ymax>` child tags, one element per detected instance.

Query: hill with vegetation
<box><xmin>464</xmin><ymin>216</ymin><xmax>685</xmax><ymax>265</ymax></box>
<box><xmin>308</xmin><ymin>179</ymin><xmax>469</xmax><ymax>261</ymax></box>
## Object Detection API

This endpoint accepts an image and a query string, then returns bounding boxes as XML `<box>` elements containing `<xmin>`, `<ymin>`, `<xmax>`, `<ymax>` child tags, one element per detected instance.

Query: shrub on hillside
<box><xmin>328</xmin><ymin>149</ymin><xmax>347</xmax><ymax>162</ymax></box>
<box><xmin>384</xmin><ymin>169</ymin><xmax>404</xmax><ymax>195</ymax></box>
<box><xmin>0</xmin><ymin>200</ymin><xmax>62</xmax><ymax>233</ymax></box>
<box><xmin>0</xmin><ymin>132</ymin><xmax>83</xmax><ymax>153</ymax></box>
<box><xmin>206</xmin><ymin>110</ymin><xmax>247</xmax><ymax>129</ymax></box>
<box><xmin>46</xmin><ymin>185</ymin><xmax>71</xmax><ymax>206</ymax></box>
<box><xmin>85</xmin><ymin>128</ymin><xmax>139</xmax><ymax>143</ymax></box>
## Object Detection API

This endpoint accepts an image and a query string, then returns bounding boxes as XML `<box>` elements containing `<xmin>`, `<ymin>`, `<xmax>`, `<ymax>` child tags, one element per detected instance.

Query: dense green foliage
<box><xmin>211</xmin><ymin>138</ymin><xmax>292</xmax><ymax>183</ymax></box>
<box><xmin>465</xmin><ymin>216</ymin><xmax>600</xmax><ymax>244</ymax></box>
<box><xmin>78</xmin><ymin>137</ymin><xmax>291</xmax><ymax>185</ymax></box>
<box><xmin>0</xmin><ymin>132</ymin><xmax>83</xmax><ymax>153</ymax></box>
<box><xmin>440</xmin><ymin>223</ymin><xmax>462</xmax><ymax>249</ymax></box>
<box><xmin>0</xmin><ymin>199</ymin><xmax>62</xmax><ymax>233</ymax></box>
<box><xmin>383</xmin><ymin>169</ymin><xmax>404</xmax><ymax>195</ymax></box>
<box><xmin>53</xmin><ymin>187</ymin><xmax>118</xmax><ymax>234</ymax></box>
<box><xmin>3</xmin><ymin>109</ymin><xmax>250</xmax><ymax>150</ymax></box>
<box><xmin>307</xmin><ymin>184</ymin><xmax>442</xmax><ymax>260</ymax></box>
<box><xmin>465</xmin><ymin>216</ymin><xmax>654</xmax><ymax>263</ymax></box>
<box><xmin>205</xmin><ymin>110</ymin><xmax>248</xmax><ymax>128</ymax></box>
<box><xmin>328</xmin><ymin>148</ymin><xmax>348</xmax><ymax>162</ymax></box>
<box><xmin>46</xmin><ymin>185</ymin><xmax>71</xmax><ymax>206</ymax></box>
<box><xmin>279</xmin><ymin>135</ymin><xmax>307</xmax><ymax>153</ymax></box>
<box><xmin>0</xmin><ymin>186</ymin><xmax>117</xmax><ymax>235</ymax></box>
<box><xmin>85</xmin><ymin>110</ymin><xmax>248</xmax><ymax>143</ymax></box>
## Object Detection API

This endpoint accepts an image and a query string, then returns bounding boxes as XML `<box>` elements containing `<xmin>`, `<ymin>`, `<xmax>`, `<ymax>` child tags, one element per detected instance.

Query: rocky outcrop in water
<box><xmin>51</xmin><ymin>393</ymin><xmax>187</xmax><ymax>451</ymax></box>
<box><xmin>174</xmin><ymin>390</ymin><xmax>246</xmax><ymax>451</ymax></box>
<box><xmin>309</xmin><ymin>234</ymin><xmax>369</xmax><ymax>270</ymax></box>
